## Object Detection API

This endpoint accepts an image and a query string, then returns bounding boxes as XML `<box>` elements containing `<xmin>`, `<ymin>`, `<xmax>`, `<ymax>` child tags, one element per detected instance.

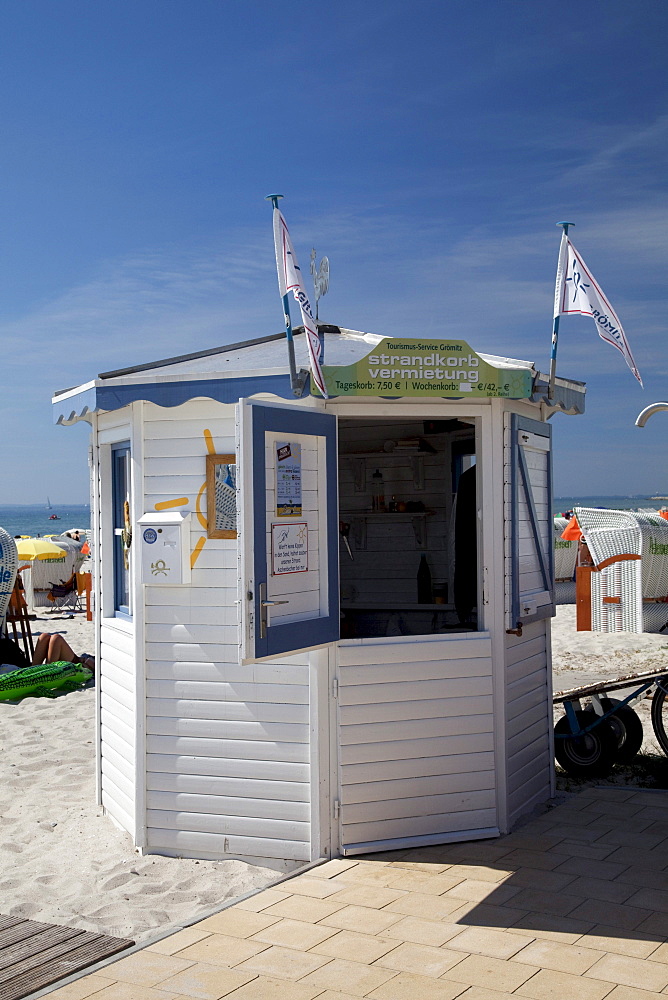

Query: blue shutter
<box><xmin>510</xmin><ymin>414</ymin><xmax>554</xmax><ymax>628</ymax></box>
<box><xmin>239</xmin><ymin>400</ymin><xmax>339</xmax><ymax>660</ymax></box>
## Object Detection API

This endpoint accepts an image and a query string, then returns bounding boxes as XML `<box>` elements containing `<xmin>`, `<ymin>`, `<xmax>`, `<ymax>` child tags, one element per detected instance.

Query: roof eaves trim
<box><xmin>53</xmin><ymin>372</ymin><xmax>300</xmax><ymax>425</ymax></box>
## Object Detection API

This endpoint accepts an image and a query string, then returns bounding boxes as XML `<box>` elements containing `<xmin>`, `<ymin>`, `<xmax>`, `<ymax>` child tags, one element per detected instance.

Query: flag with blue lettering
<box><xmin>273</xmin><ymin>208</ymin><xmax>328</xmax><ymax>398</ymax></box>
<box><xmin>554</xmin><ymin>233</ymin><xmax>642</xmax><ymax>386</ymax></box>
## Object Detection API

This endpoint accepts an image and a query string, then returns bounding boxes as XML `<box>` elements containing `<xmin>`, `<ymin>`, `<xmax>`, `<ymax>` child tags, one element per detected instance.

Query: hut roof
<box><xmin>53</xmin><ymin>325</ymin><xmax>586</xmax><ymax>425</ymax></box>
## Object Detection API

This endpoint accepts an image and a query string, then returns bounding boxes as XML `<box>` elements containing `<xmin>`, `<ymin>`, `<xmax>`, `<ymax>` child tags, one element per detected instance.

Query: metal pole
<box><xmin>266</xmin><ymin>193</ymin><xmax>301</xmax><ymax>394</ymax></box>
<box><xmin>549</xmin><ymin>221</ymin><xmax>574</xmax><ymax>401</ymax></box>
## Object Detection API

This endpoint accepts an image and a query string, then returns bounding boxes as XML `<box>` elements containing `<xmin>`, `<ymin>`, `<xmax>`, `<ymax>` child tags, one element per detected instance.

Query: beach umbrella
<box><xmin>16</xmin><ymin>538</ymin><xmax>68</xmax><ymax>561</ymax></box>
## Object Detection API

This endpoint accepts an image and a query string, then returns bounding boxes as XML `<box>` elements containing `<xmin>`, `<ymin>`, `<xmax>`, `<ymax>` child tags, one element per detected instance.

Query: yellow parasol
<box><xmin>16</xmin><ymin>538</ymin><xmax>68</xmax><ymax>561</ymax></box>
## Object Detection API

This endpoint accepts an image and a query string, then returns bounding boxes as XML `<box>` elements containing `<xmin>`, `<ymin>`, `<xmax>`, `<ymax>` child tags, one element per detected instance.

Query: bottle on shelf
<box><xmin>371</xmin><ymin>469</ymin><xmax>385</xmax><ymax>512</ymax></box>
<box><xmin>417</xmin><ymin>553</ymin><xmax>433</xmax><ymax>604</ymax></box>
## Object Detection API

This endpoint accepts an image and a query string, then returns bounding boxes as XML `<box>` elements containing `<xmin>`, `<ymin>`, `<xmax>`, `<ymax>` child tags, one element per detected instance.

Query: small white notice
<box><xmin>271</xmin><ymin>522</ymin><xmax>308</xmax><ymax>575</ymax></box>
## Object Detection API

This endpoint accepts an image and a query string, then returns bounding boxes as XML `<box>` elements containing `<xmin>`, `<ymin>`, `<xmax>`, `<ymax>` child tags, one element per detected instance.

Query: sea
<box><xmin>0</xmin><ymin>498</ymin><xmax>662</xmax><ymax>538</ymax></box>
<box><xmin>553</xmin><ymin>495</ymin><xmax>666</xmax><ymax>516</ymax></box>
<box><xmin>0</xmin><ymin>504</ymin><xmax>91</xmax><ymax>539</ymax></box>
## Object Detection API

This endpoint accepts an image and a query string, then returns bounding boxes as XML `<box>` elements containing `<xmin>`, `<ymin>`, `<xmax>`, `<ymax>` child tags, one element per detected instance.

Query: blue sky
<box><xmin>2</xmin><ymin>0</ymin><xmax>668</xmax><ymax>503</ymax></box>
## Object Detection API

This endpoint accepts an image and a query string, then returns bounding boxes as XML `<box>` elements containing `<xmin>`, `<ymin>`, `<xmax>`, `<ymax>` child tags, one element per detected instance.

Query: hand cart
<box><xmin>553</xmin><ymin>667</ymin><xmax>668</xmax><ymax>777</ymax></box>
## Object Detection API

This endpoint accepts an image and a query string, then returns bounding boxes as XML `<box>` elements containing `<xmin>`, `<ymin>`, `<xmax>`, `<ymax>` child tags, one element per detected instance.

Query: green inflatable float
<box><xmin>0</xmin><ymin>661</ymin><xmax>93</xmax><ymax>701</ymax></box>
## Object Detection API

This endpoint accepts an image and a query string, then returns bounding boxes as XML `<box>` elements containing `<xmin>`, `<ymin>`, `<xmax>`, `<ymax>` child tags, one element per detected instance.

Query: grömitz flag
<box><xmin>273</xmin><ymin>208</ymin><xmax>328</xmax><ymax>398</ymax></box>
<box><xmin>554</xmin><ymin>232</ymin><xmax>642</xmax><ymax>386</ymax></box>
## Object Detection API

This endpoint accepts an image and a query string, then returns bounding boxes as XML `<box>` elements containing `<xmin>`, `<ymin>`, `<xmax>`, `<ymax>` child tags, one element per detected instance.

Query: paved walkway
<box><xmin>44</xmin><ymin>787</ymin><xmax>668</xmax><ymax>1000</ymax></box>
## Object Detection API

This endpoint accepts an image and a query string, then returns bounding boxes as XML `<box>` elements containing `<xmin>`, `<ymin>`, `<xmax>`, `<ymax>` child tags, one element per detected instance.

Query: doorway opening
<box><xmin>338</xmin><ymin>416</ymin><xmax>480</xmax><ymax>639</ymax></box>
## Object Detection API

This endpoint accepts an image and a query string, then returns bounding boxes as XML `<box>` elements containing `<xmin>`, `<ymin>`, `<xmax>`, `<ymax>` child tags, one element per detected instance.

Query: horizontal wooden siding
<box><xmin>337</xmin><ymin>634</ymin><xmax>497</xmax><ymax>850</ymax></box>
<box><xmin>141</xmin><ymin>400</ymin><xmax>311</xmax><ymax>862</ymax></box>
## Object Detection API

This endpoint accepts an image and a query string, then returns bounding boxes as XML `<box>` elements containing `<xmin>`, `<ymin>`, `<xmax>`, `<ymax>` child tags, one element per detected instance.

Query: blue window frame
<box><xmin>111</xmin><ymin>442</ymin><xmax>131</xmax><ymax>617</ymax></box>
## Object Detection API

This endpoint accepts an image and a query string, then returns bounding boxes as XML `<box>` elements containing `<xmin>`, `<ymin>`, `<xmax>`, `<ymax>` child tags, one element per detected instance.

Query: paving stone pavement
<box><xmin>42</xmin><ymin>787</ymin><xmax>668</xmax><ymax>999</ymax></box>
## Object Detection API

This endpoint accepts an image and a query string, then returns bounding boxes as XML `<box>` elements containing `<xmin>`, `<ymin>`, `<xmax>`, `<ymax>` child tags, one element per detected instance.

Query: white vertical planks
<box><xmin>503</xmin><ymin>409</ymin><xmax>553</xmax><ymax>823</ymax></box>
<box><xmin>97</xmin><ymin>410</ymin><xmax>137</xmax><ymax>837</ymax></box>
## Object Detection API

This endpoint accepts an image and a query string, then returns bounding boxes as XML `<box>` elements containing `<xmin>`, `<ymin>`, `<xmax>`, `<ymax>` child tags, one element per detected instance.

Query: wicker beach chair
<box><xmin>5</xmin><ymin>576</ymin><xmax>35</xmax><ymax>661</ymax></box>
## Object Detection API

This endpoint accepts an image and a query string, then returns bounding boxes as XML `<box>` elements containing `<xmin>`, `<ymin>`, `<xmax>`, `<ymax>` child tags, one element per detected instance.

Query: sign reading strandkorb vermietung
<box><xmin>311</xmin><ymin>338</ymin><xmax>533</xmax><ymax>399</ymax></box>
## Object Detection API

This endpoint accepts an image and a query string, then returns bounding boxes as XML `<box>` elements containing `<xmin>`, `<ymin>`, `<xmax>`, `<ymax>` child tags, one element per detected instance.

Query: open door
<box><xmin>509</xmin><ymin>413</ymin><xmax>554</xmax><ymax>628</ymax></box>
<box><xmin>238</xmin><ymin>399</ymin><xmax>339</xmax><ymax>661</ymax></box>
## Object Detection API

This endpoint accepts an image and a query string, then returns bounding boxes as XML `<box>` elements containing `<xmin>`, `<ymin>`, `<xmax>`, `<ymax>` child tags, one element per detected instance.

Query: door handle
<box><xmin>258</xmin><ymin>583</ymin><xmax>289</xmax><ymax>638</ymax></box>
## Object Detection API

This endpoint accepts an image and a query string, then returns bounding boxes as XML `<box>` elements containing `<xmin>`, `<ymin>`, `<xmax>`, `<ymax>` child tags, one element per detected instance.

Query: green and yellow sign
<box><xmin>313</xmin><ymin>338</ymin><xmax>533</xmax><ymax>399</ymax></box>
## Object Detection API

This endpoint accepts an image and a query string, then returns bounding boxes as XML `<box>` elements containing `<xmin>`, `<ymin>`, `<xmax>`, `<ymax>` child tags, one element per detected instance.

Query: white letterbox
<box><xmin>138</xmin><ymin>511</ymin><xmax>192</xmax><ymax>585</ymax></box>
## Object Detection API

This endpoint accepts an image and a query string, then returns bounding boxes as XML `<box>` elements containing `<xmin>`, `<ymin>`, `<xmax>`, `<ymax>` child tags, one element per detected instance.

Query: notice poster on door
<box><xmin>272</xmin><ymin>522</ymin><xmax>308</xmax><ymax>575</ymax></box>
<box><xmin>275</xmin><ymin>441</ymin><xmax>302</xmax><ymax>517</ymax></box>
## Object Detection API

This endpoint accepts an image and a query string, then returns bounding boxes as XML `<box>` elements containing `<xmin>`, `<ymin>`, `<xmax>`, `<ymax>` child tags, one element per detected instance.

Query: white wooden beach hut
<box><xmin>53</xmin><ymin>326</ymin><xmax>585</xmax><ymax>869</ymax></box>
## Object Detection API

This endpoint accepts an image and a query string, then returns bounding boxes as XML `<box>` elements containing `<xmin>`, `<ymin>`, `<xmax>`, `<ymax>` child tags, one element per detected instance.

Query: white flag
<box><xmin>554</xmin><ymin>233</ymin><xmax>642</xmax><ymax>386</ymax></box>
<box><xmin>272</xmin><ymin>208</ymin><xmax>328</xmax><ymax>398</ymax></box>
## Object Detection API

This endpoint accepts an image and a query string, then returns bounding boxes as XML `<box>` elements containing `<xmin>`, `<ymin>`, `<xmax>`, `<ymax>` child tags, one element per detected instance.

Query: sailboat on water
<box><xmin>46</xmin><ymin>497</ymin><xmax>60</xmax><ymax>519</ymax></box>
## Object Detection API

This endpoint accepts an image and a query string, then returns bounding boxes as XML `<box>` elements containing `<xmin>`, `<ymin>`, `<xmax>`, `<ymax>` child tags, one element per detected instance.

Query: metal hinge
<box><xmin>333</xmin><ymin>799</ymin><xmax>340</xmax><ymax>819</ymax></box>
<box><xmin>332</xmin><ymin>677</ymin><xmax>339</xmax><ymax>699</ymax></box>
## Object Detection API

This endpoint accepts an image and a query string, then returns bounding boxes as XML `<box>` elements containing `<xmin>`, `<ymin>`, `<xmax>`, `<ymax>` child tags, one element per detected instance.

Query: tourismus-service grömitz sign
<box><xmin>312</xmin><ymin>339</ymin><xmax>533</xmax><ymax>399</ymax></box>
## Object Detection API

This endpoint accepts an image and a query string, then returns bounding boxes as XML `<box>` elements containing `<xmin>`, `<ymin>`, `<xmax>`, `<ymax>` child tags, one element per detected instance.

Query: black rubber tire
<box><xmin>554</xmin><ymin>710</ymin><xmax>619</xmax><ymax>778</ymax></box>
<box><xmin>599</xmin><ymin>698</ymin><xmax>644</xmax><ymax>763</ymax></box>
<box><xmin>650</xmin><ymin>681</ymin><xmax>668</xmax><ymax>757</ymax></box>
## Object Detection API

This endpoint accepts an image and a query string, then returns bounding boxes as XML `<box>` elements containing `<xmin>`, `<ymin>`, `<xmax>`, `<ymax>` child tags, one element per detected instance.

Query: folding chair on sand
<box><xmin>46</xmin><ymin>573</ymin><xmax>83</xmax><ymax>614</ymax></box>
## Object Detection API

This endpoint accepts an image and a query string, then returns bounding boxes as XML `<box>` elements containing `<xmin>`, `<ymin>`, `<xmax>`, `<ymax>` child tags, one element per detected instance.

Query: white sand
<box><xmin>2</xmin><ymin>604</ymin><xmax>668</xmax><ymax>943</ymax></box>
<box><xmin>0</xmin><ymin>610</ymin><xmax>276</xmax><ymax>943</ymax></box>
<box><xmin>552</xmin><ymin>604</ymin><xmax>668</xmax><ymax>757</ymax></box>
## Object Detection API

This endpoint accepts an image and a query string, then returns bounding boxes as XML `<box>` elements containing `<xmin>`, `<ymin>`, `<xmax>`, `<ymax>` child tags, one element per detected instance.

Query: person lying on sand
<box><xmin>0</xmin><ymin>632</ymin><xmax>94</xmax><ymax>674</ymax></box>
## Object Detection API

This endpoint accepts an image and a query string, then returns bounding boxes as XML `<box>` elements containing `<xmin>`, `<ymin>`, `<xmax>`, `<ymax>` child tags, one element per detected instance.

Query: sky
<box><xmin>1</xmin><ymin>0</ymin><xmax>668</xmax><ymax>503</ymax></box>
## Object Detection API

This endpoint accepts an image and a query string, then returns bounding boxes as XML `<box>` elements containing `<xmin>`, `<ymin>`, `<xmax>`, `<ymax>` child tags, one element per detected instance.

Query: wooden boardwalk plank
<box><xmin>0</xmin><ymin>923</ymin><xmax>59</xmax><ymax>958</ymax></box>
<box><xmin>0</xmin><ymin>927</ymin><xmax>84</xmax><ymax>979</ymax></box>
<box><xmin>0</xmin><ymin>924</ymin><xmax>22</xmax><ymax>938</ymax></box>
<box><xmin>0</xmin><ymin>917</ymin><xmax>133</xmax><ymax>1000</ymax></box>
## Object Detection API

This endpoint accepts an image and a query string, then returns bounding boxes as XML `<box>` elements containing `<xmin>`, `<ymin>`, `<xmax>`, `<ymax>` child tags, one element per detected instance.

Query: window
<box><xmin>338</xmin><ymin>417</ymin><xmax>480</xmax><ymax>638</ymax></box>
<box><xmin>111</xmin><ymin>442</ymin><xmax>131</xmax><ymax>617</ymax></box>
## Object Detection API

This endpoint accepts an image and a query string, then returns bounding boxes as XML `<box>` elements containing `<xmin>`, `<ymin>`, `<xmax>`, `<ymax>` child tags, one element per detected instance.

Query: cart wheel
<box><xmin>600</xmin><ymin>698</ymin><xmax>644</xmax><ymax>763</ymax></box>
<box><xmin>650</xmin><ymin>680</ymin><xmax>668</xmax><ymax>757</ymax></box>
<box><xmin>554</xmin><ymin>710</ymin><xmax>618</xmax><ymax>778</ymax></box>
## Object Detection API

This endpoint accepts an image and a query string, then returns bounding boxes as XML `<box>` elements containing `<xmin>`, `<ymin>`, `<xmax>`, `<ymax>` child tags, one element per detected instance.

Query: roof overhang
<box><xmin>53</xmin><ymin>367</ymin><xmax>585</xmax><ymax>425</ymax></box>
<box><xmin>52</xmin><ymin>371</ymin><xmax>298</xmax><ymax>425</ymax></box>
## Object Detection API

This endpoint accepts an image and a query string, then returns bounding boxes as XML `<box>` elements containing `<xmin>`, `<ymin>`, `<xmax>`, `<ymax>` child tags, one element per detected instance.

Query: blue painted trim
<box><xmin>53</xmin><ymin>385</ymin><xmax>98</xmax><ymax>424</ymax></box>
<box><xmin>53</xmin><ymin>374</ymin><xmax>300</xmax><ymax>424</ymax></box>
<box><xmin>251</xmin><ymin>403</ymin><xmax>339</xmax><ymax>658</ymax></box>
<box><xmin>112</xmin><ymin>442</ymin><xmax>132</xmax><ymax>618</ymax></box>
<box><xmin>510</xmin><ymin>414</ymin><xmax>554</xmax><ymax>627</ymax></box>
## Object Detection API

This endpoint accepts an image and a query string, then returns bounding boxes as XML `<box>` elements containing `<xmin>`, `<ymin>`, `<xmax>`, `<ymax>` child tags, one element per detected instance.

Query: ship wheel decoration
<box><xmin>153</xmin><ymin>428</ymin><xmax>230</xmax><ymax>569</ymax></box>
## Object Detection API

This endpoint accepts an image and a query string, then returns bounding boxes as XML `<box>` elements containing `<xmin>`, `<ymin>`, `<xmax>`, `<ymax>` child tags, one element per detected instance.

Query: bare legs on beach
<box><xmin>32</xmin><ymin>634</ymin><xmax>94</xmax><ymax>672</ymax></box>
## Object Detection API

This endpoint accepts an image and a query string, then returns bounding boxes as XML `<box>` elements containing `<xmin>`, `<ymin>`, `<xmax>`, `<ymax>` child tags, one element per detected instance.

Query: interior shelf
<box><xmin>344</xmin><ymin>452</ymin><xmax>426</xmax><ymax>491</ymax></box>
<box><xmin>341</xmin><ymin>602</ymin><xmax>452</xmax><ymax>611</ymax></box>
<box><xmin>339</xmin><ymin>511</ymin><xmax>431</xmax><ymax>547</ymax></box>
<box><xmin>340</xmin><ymin>511</ymin><xmax>431</xmax><ymax>518</ymax></box>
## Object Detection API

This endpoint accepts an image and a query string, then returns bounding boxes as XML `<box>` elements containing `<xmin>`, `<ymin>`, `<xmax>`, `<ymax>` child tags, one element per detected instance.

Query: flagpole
<box><xmin>549</xmin><ymin>221</ymin><xmax>574</xmax><ymax>401</ymax></box>
<box><xmin>265</xmin><ymin>193</ymin><xmax>304</xmax><ymax>396</ymax></box>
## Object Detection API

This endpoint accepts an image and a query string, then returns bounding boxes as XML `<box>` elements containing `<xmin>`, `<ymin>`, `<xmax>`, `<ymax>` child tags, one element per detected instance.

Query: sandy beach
<box><xmin>2</xmin><ymin>604</ymin><xmax>668</xmax><ymax>945</ymax></box>
<box><xmin>552</xmin><ymin>603</ymin><xmax>668</xmax><ymax>763</ymax></box>
<box><xmin>0</xmin><ymin>609</ymin><xmax>276</xmax><ymax>944</ymax></box>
